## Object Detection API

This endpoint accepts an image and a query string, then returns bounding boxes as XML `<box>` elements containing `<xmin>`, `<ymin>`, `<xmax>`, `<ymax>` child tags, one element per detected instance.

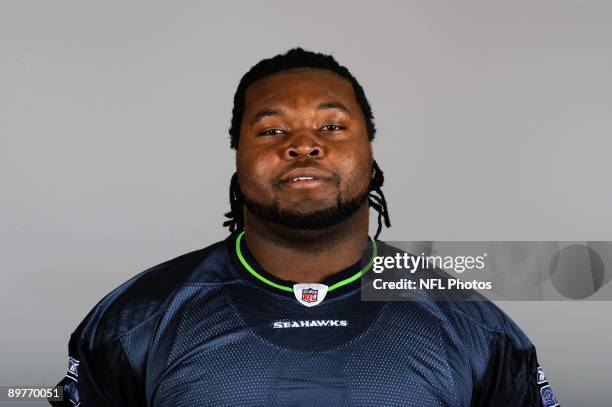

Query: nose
<box><xmin>284</xmin><ymin>132</ymin><xmax>325</xmax><ymax>160</ymax></box>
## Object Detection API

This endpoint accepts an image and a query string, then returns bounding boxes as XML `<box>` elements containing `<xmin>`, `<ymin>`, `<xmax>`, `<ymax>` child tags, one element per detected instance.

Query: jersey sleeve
<box><xmin>48</xmin><ymin>330</ymin><xmax>146</xmax><ymax>406</ymax></box>
<box><xmin>471</xmin><ymin>331</ymin><xmax>560</xmax><ymax>406</ymax></box>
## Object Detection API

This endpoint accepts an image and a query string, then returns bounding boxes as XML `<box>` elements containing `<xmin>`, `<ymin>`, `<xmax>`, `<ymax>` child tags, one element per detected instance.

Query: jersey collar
<box><xmin>228</xmin><ymin>230</ymin><xmax>377</xmax><ymax>300</ymax></box>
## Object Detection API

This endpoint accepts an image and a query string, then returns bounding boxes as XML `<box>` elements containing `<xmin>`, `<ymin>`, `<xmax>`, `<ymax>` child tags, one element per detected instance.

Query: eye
<box><xmin>320</xmin><ymin>124</ymin><xmax>345</xmax><ymax>132</ymax></box>
<box><xmin>258</xmin><ymin>128</ymin><xmax>286</xmax><ymax>136</ymax></box>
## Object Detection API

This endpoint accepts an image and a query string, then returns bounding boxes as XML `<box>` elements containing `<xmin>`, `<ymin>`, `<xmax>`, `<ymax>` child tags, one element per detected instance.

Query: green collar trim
<box><xmin>235</xmin><ymin>231</ymin><xmax>377</xmax><ymax>293</ymax></box>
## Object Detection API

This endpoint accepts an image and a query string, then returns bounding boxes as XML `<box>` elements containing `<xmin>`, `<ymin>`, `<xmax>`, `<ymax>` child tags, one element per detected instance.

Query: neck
<box><xmin>243</xmin><ymin>204</ymin><xmax>370</xmax><ymax>283</ymax></box>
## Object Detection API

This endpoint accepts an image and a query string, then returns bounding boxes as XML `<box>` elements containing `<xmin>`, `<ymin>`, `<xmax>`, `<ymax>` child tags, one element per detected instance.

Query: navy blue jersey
<box><xmin>50</xmin><ymin>232</ymin><xmax>560</xmax><ymax>406</ymax></box>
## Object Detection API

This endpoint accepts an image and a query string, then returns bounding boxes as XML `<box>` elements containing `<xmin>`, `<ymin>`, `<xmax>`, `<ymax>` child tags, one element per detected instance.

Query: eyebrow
<box><xmin>250</xmin><ymin>108</ymin><xmax>284</xmax><ymax>125</ymax></box>
<box><xmin>316</xmin><ymin>102</ymin><xmax>352</xmax><ymax>116</ymax></box>
<box><xmin>249</xmin><ymin>102</ymin><xmax>353</xmax><ymax>125</ymax></box>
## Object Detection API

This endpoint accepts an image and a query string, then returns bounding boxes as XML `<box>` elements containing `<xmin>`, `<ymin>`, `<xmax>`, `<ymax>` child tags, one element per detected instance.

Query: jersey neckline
<box><xmin>227</xmin><ymin>231</ymin><xmax>377</xmax><ymax>299</ymax></box>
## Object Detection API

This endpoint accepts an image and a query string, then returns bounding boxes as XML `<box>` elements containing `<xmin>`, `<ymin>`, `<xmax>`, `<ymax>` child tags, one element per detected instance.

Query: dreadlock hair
<box><xmin>223</xmin><ymin>47</ymin><xmax>391</xmax><ymax>239</ymax></box>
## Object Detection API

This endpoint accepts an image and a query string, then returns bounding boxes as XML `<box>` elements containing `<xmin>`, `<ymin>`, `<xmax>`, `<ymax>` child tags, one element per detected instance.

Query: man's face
<box><xmin>236</xmin><ymin>68</ymin><xmax>373</xmax><ymax>230</ymax></box>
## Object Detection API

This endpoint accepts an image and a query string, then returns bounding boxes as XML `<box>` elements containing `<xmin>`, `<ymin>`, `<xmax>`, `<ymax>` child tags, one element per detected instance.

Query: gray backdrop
<box><xmin>2</xmin><ymin>1</ymin><xmax>611</xmax><ymax>405</ymax></box>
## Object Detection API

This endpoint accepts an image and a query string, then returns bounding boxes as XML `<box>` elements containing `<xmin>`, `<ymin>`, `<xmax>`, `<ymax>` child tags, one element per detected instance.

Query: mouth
<box><xmin>281</xmin><ymin>176</ymin><xmax>329</xmax><ymax>189</ymax></box>
<box><xmin>279</xmin><ymin>168</ymin><xmax>332</xmax><ymax>189</ymax></box>
<box><xmin>289</xmin><ymin>175</ymin><xmax>318</xmax><ymax>183</ymax></box>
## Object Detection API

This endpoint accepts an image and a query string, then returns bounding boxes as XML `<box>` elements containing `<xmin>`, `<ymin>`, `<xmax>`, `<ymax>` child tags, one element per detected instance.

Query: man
<box><xmin>50</xmin><ymin>48</ymin><xmax>559</xmax><ymax>406</ymax></box>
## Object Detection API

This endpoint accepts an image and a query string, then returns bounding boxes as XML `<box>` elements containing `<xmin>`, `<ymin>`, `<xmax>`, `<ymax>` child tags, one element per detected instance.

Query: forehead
<box><xmin>243</xmin><ymin>68</ymin><xmax>358</xmax><ymax>110</ymax></box>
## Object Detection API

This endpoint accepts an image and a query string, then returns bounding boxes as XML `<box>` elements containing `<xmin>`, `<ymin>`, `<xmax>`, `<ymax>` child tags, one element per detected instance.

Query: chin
<box><xmin>243</xmin><ymin>188</ymin><xmax>368</xmax><ymax>231</ymax></box>
<box><xmin>280</xmin><ymin>201</ymin><xmax>337</xmax><ymax>215</ymax></box>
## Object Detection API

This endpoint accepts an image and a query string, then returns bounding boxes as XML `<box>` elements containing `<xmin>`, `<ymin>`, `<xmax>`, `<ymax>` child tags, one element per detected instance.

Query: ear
<box><xmin>369</xmin><ymin>142</ymin><xmax>375</xmax><ymax>178</ymax></box>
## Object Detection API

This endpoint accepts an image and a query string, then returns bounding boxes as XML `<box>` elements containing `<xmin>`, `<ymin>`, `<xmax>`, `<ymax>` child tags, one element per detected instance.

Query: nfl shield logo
<box><xmin>302</xmin><ymin>288</ymin><xmax>318</xmax><ymax>303</ymax></box>
<box><xmin>294</xmin><ymin>283</ymin><xmax>328</xmax><ymax>307</ymax></box>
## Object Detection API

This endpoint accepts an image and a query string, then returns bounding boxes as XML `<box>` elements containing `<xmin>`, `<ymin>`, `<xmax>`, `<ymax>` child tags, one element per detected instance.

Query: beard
<box><xmin>242</xmin><ymin>189</ymin><xmax>369</xmax><ymax>230</ymax></box>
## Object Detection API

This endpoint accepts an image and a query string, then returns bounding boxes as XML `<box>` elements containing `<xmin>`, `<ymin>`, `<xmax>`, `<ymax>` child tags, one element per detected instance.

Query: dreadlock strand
<box><xmin>368</xmin><ymin>160</ymin><xmax>391</xmax><ymax>239</ymax></box>
<box><xmin>223</xmin><ymin>172</ymin><xmax>244</xmax><ymax>232</ymax></box>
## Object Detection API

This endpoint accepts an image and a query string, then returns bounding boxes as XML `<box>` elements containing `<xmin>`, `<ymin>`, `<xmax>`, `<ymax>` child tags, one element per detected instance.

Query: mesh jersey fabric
<box><xmin>49</xmin><ymin>232</ymin><xmax>560</xmax><ymax>406</ymax></box>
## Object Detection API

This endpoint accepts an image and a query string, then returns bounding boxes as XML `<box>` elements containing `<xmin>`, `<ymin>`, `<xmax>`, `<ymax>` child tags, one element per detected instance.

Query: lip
<box><xmin>280</xmin><ymin>168</ymin><xmax>329</xmax><ymax>183</ymax></box>
<box><xmin>279</xmin><ymin>167</ymin><xmax>332</xmax><ymax>189</ymax></box>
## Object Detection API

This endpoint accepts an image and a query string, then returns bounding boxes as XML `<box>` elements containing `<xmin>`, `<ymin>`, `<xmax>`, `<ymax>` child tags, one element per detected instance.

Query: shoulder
<box><xmin>72</xmin><ymin>238</ymin><xmax>236</xmax><ymax>347</ymax></box>
<box><xmin>374</xmin><ymin>241</ymin><xmax>533</xmax><ymax>350</ymax></box>
<box><xmin>437</xmin><ymin>299</ymin><xmax>533</xmax><ymax>350</ymax></box>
